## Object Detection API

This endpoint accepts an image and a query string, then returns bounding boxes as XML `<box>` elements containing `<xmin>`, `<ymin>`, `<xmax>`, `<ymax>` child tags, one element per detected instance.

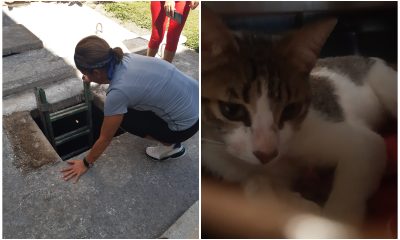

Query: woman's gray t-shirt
<box><xmin>104</xmin><ymin>53</ymin><xmax>198</xmax><ymax>131</ymax></box>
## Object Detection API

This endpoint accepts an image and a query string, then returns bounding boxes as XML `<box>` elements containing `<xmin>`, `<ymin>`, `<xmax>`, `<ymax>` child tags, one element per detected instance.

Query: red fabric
<box><xmin>148</xmin><ymin>1</ymin><xmax>191</xmax><ymax>52</ymax></box>
<box><xmin>366</xmin><ymin>133</ymin><xmax>397</xmax><ymax>238</ymax></box>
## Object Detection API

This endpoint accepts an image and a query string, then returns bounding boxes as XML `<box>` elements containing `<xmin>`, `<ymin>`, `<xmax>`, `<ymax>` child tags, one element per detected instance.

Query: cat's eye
<box><xmin>281</xmin><ymin>102</ymin><xmax>302</xmax><ymax>123</ymax></box>
<box><xmin>218</xmin><ymin>101</ymin><xmax>251</xmax><ymax>126</ymax></box>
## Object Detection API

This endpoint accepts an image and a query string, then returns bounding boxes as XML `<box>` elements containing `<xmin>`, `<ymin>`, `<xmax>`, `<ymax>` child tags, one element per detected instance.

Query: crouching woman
<box><xmin>61</xmin><ymin>35</ymin><xmax>198</xmax><ymax>183</ymax></box>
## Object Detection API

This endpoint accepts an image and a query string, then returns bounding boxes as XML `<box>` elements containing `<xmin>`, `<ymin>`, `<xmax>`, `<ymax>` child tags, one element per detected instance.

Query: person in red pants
<box><xmin>147</xmin><ymin>1</ymin><xmax>199</xmax><ymax>63</ymax></box>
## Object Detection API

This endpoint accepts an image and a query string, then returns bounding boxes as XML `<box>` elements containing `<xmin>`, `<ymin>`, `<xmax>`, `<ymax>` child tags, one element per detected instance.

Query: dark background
<box><xmin>204</xmin><ymin>1</ymin><xmax>397</xmax><ymax>64</ymax></box>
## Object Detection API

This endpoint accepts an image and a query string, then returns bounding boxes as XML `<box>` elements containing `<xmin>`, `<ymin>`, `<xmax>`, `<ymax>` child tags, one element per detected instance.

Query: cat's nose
<box><xmin>253</xmin><ymin>150</ymin><xmax>278</xmax><ymax>164</ymax></box>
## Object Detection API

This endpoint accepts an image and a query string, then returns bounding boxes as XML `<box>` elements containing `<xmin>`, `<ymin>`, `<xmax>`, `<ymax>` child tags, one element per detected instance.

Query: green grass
<box><xmin>103</xmin><ymin>2</ymin><xmax>199</xmax><ymax>52</ymax></box>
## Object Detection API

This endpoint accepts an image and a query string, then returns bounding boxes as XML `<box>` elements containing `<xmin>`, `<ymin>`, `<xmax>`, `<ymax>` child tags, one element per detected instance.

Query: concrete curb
<box><xmin>3</xmin><ymin>77</ymin><xmax>84</xmax><ymax>116</ymax></box>
<box><xmin>3</xmin><ymin>48</ymin><xmax>76</xmax><ymax>97</ymax></box>
<box><xmin>3</xmin><ymin>11</ymin><xmax>16</xmax><ymax>26</ymax></box>
<box><xmin>160</xmin><ymin>201</ymin><xmax>199</xmax><ymax>239</ymax></box>
<box><xmin>3</xmin><ymin>24</ymin><xmax>43</xmax><ymax>56</ymax></box>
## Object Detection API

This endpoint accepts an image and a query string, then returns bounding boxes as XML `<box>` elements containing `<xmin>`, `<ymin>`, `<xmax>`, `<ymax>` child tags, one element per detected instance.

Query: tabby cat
<box><xmin>201</xmin><ymin>8</ymin><xmax>397</xmax><ymax>227</ymax></box>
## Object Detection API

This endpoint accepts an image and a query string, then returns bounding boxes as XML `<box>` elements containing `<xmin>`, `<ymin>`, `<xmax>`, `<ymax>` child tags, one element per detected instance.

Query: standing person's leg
<box><xmin>163</xmin><ymin>1</ymin><xmax>191</xmax><ymax>62</ymax></box>
<box><xmin>147</xmin><ymin>1</ymin><xmax>168</xmax><ymax>57</ymax></box>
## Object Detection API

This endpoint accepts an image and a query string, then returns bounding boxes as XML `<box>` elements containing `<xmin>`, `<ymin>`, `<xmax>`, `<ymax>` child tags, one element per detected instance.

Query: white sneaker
<box><xmin>145</xmin><ymin>143</ymin><xmax>185</xmax><ymax>160</ymax></box>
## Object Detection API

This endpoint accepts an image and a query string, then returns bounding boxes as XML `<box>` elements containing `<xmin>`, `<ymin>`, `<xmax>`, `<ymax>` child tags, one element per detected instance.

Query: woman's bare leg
<box><xmin>147</xmin><ymin>47</ymin><xmax>158</xmax><ymax>57</ymax></box>
<box><xmin>163</xmin><ymin>49</ymin><xmax>176</xmax><ymax>63</ymax></box>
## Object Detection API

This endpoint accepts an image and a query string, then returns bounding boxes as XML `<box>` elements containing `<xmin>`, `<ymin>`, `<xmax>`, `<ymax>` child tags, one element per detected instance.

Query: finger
<box><xmin>66</xmin><ymin>160</ymin><xmax>75</xmax><ymax>165</ymax></box>
<box><xmin>62</xmin><ymin>168</ymin><xmax>74</xmax><ymax>175</ymax></box>
<box><xmin>62</xmin><ymin>170</ymin><xmax>75</xmax><ymax>179</ymax></box>
<box><xmin>60</xmin><ymin>166</ymin><xmax>73</xmax><ymax>172</ymax></box>
<box><xmin>64</xmin><ymin>172</ymin><xmax>77</xmax><ymax>181</ymax></box>
<box><xmin>190</xmin><ymin>2</ymin><xmax>198</xmax><ymax>10</ymax></box>
<box><xmin>164</xmin><ymin>5</ymin><xmax>169</xmax><ymax>16</ymax></box>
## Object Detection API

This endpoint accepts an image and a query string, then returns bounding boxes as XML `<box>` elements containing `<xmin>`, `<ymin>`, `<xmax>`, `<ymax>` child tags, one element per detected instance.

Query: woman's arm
<box><xmin>86</xmin><ymin>114</ymin><xmax>124</xmax><ymax>163</ymax></box>
<box><xmin>60</xmin><ymin>114</ymin><xmax>124</xmax><ymax>183</ymax></box>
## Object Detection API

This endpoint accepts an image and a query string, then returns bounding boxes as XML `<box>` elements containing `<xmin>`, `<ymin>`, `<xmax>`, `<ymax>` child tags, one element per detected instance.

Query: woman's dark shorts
<box><xmin>120</xmin><ymin>108</ymin><xmax>198</xmax><ymax>144</ymax></box>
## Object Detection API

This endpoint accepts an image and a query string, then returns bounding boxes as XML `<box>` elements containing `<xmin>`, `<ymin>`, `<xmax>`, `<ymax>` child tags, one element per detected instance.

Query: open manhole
<box><xmin>31</xmin><ymin>103</ymin><xmax>125</xmax><ymax>160</ymax></box>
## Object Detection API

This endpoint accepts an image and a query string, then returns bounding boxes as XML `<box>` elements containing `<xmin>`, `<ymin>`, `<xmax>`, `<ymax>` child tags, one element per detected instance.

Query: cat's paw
<box><xmin>284</xmin><ymin>213</ymin><xmax>359</xmax><ymax>238</ymax></box>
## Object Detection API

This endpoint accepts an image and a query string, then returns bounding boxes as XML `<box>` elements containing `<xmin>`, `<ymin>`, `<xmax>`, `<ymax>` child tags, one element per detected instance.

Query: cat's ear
<box><xmin>201</xmin><ymin>7</ymin><xmax>239</xmax><ymax>71</ymax></box>
<box><xmin>270</xmin><ymin>19</ymin><xmax>337</xmax><ymax>128</ymax></box>
<box><xmin>274</xmin><ymin>18</ymin><xmax>337</xmax><ymax>79</ymax></box>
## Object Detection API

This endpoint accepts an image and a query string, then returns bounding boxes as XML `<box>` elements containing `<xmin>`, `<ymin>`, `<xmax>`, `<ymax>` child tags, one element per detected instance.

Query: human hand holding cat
<box><xmin>244</xmin><ymin>174</ymin><xmax>322</xmax><ymax>215</ymax></box>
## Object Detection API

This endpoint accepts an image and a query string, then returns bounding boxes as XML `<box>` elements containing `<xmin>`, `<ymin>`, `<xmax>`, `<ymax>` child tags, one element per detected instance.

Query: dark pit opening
<box><xmin>52</xmin><ymin>110</ymin><xmax>88</xmax><ymax>137</ymax></box>
<box><xmin>91</xmin><ymin>103</ymin><xmax>126</xmax><ymax>140</ymax></box>
<box><xmin>31</xmin><ymin>103</ymin><xmax>125</xmax><ymax>160</ymax></box>
<box><xmin>3</xmin><ymin>52</ymin><xmax>20</xmax><ymax>57</ymax></box>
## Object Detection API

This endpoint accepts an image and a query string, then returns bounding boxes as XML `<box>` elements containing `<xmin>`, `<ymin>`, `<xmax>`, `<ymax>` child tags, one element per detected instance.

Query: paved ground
<box><xmin>3</xmin><ymin>2</ymin><xmax>199</xmax><ymax>238</ymax></box>
<box><xmin>3</xmin><ymin>126</ymin><xmax>198</xmax><ymax>238</ymax></box>
<box><xmin>161</xmin><ymin>200</ymin><xmax>199</xmax><ymax>239</ymax></box>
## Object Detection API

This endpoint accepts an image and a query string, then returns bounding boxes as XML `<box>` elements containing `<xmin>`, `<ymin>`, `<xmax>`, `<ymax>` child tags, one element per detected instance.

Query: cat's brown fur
<box><xmin>202</xmin><ymin>8</ymin><xmax>337</xmax><ymax>129</ymax></box>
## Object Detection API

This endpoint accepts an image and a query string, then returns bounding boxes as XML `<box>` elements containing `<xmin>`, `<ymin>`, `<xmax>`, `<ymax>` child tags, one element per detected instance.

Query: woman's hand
<box><xmin>61</xmin><ymin>160</ymin><xmax>88</xmax><ymax>183</ymax></box>
<box><xmin>164</xmin><ymin>1</ymin><xmax>175</xmax><ymax>17</ymax></box>
<box><xmin>190</xmin><ymin>1</ymin><xmax>199</xmax><ymax>10</ymax></box>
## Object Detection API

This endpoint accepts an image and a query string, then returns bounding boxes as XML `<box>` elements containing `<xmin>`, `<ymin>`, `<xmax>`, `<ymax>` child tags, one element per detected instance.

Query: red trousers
<box><xmin>148</xmin><ymin>1</ymin><xmax>190</xmax><ymax>52</ymax></box>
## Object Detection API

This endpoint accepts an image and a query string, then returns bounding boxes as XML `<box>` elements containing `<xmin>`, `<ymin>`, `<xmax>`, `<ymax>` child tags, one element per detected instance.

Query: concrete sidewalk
<box><xmin>3</xmin><ymin>2</ymin><xmax>199</xmax><ymax>238</ymax></box>
<box><xmin>3</xmin><ymin>121</ymin><xmax>198</xmax><ymax>238</ymax></box>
